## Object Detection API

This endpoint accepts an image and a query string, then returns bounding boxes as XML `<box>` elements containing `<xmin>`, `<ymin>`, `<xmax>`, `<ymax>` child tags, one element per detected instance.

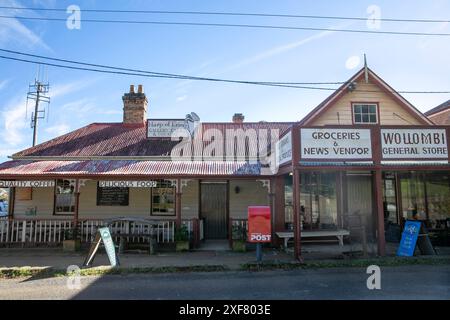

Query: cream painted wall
<box><xmin>13</xmin><ymin>187</ymin><xmax>54</xmax><ymax>218</ymax></box>
<box><xmin>229</xmin><ymin>180</ymin><xmax>269</xmax><ymax>219</ymax></box>
<box><xmin>13</xmin><ymin>179</ymin><xmax>200</xmax><ymax>220</ymax></box>
<box><xmin>310</xmin><ymin>79</ymin><xmax>423</xmax><ymax>126</ymax></box>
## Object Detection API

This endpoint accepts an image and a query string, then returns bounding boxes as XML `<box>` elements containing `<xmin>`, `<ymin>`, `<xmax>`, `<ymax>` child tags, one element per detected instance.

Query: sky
<box><xmin>0</xmin><ymin>0</ymin><xmax>449</xmax><ymax>162</ymax></box>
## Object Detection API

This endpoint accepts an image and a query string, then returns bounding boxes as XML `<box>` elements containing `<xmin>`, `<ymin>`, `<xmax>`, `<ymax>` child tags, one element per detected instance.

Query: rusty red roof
<box><xmin>12</xmin><ymin>122</ymin><xmax>293</xmax><ymax>158</ymax></box>
<box><xmin>0</xmin><ymin>160</ymin><xmax>266</xmax><ymax>177</ymax></box>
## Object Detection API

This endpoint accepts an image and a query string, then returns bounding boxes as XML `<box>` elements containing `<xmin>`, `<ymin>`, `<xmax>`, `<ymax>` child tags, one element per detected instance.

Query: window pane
<box><xmin>151</xmin><ymin>180</ymin><xmax>175</xmax><ymax>215</ymax></box>
<box><xmin>55</xmin><ymin>179</ymin><xmax>75</xmax><ymax>214</ymax></box>
<box><xmin>355</xmin><ymin>114</ymin><xmax>362</xmax><ymax>123</ymax></box>
<box><xmin>362</xmin><ymin>105</ymin><xmax>369</xmax><ymax>113</ymax></box>
<box><xmin>353</xmin><ymin>105</ymin><xmax>361</xmax><ymax>113</ymax></box>
<box><xmin>362</xmin><ymin>114</ymin><xmax>369</xmax><ymax>122</ymax></box>
<box><xmin>369</xmin><ymin>105</ymin><xmax>377</xmax><ymax>113</ymax></box>
<box><xmin>370</xmin><ymin>114</ymin><xmax>377</xmax><ymax>123</ymax></box>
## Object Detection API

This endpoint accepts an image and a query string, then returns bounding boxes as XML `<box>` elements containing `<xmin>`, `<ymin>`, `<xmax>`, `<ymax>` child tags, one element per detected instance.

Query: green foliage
<box><xmin>64</xmin><ymin>227</ymin><xmax>79</xmax><ymax>240</ymax></box>
<box><xmin>174</xmin><ymin>224</ymin><xmax>189</xmax><ymax>242</ymax></box>
<box><xmin>232</xmin><ymin>224</ymin><xmax>247</xmax><ymax>241</ymax></box>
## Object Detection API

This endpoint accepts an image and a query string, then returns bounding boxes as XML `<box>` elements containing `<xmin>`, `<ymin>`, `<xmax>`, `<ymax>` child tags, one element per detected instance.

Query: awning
<box><xmin>0</xmin><ymin>160</ymin><xmax>265</xmax><ymax>177</ymax></box>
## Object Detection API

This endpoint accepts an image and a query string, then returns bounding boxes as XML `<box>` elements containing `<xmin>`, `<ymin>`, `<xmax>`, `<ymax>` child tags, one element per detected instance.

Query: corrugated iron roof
<box><xmin>0</xmin><ymin>160</ymin><xmax>264</xmax><ymax>176</ymax></box>
<box><xmin>13</xmin><ymin>122</ymin><xmax>293</xmax><ymax>158</ymax></box>
<box><xmin>424</xmin><ymin>99</ymin><xmax>450</xmax><ymax>116</ymax></box>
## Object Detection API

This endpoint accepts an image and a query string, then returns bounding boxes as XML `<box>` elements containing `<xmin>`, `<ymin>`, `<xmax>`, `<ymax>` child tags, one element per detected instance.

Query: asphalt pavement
<box><xmin>0</xmin><ymin>264</ymin><xmax>448</xmax><ymax>300</ymax></box>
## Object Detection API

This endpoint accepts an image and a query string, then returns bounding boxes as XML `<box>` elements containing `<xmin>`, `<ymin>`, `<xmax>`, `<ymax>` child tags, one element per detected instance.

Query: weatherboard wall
<box><xmin>310</xmin><ymin>79</ymin><xmax>422</xmax><ymax>126</ymax></box>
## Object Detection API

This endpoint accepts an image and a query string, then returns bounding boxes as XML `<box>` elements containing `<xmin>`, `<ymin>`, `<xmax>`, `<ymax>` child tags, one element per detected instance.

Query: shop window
<box><xmin>352</xmin><ymin>103</ymin><xmax>378</xmax><ymax>124</ymax></box>
<box><xmin>399</xmin><ymin>173</ymin><xmax>427</xmax><ymax>222</ymax></box>
<box><xmin>300</xmin><ymin>172</ymin><xmax>338</xmax><ymax>230</ymax></box>
<box><xmin>425</xmin><ymin>174</ymin><xmax>450</xmax><ymax>230</ymax></box>
<box><xmin>150</xmin><ymin>180</ymin><xmax>175</xmax><ymax>216</ymax></box>
<box><xmin>284</xmin><ymin>174</ymin><xmax>293</xmax><ymax>229</ymax></box>
<box><xmin>54</xmin><ymin>179</ymin><xmax>75</xmax><ymax>215</ymax></box>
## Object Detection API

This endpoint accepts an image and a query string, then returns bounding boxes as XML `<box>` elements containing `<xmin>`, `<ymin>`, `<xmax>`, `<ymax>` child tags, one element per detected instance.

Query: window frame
<box><xmin>351</xmin><ymin>102</ymin><xmax>379</xmax><ymax>125</ymax></box>
<box><xmin>150</xmin><ymin>180</ymin><xmax>176</xmax><ymax>216</ymax></box>
<box><xmin>53</xmin><ymin>179</ymin><xmax>76</xmax><ymax>216</ymax></box>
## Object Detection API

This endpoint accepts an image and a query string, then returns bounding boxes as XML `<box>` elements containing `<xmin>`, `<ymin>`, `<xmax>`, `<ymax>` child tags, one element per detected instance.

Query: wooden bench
<box><xmin>276</xmin><ymin>229</ymin><xmax>350</xmax><ymax>249</ymax></box>
<box><xmin>111</xmin><ymin>233</ymin><xmax>157</xmax><ymax>255</ymax></box>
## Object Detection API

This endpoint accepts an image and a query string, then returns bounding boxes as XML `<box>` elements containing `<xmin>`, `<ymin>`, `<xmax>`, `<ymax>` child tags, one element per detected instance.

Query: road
<box><xmin>0</xmin><ymin>265</ymin><xmax>448</xmax><ymax>300</ymax></box>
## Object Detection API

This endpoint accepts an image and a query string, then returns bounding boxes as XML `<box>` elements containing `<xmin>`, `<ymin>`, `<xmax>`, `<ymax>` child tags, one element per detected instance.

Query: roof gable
<box><xmin>300</xmin><ymin>67</ymin><xmax>432</xmax><ymax>126</ymax></box>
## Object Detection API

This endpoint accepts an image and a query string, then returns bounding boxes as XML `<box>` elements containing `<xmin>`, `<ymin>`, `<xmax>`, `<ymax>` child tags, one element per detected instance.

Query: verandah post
<box><xmin>175</xmin><ymin>178</ymin><xmax>182</xmax><ymax>228</ymax></box>
<box><xmin>372</xmin><ymin>126</ymin><xmax>386</xmax><ymax>256</ymax></box>
<box><xmin>73</xmin><ymin>179</ymin><xmax>80</xmax><ymax>229</ymax></box>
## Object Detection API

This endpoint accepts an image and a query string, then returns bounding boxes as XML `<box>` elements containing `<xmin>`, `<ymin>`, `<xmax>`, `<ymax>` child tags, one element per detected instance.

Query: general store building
<box><xmin>0</xmin><ymin>69</ymin><xmax>449</xmax><ymax>259</ymax></box>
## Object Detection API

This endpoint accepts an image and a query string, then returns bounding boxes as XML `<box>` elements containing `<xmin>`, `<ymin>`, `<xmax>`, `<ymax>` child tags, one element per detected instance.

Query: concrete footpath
<box><xmin>0</xmin><ymin>248</ymin><xmax>295</xmax><ymax>270</ymax></box>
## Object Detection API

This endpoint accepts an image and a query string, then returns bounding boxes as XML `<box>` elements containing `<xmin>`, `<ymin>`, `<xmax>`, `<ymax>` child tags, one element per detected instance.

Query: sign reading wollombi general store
<box><xmin>147</xmin><ymin>119</ymin><xmax>188</xmax><ymax>138</ymax></box>
<box><xmin>300</xmin><ymin>128</ymin><xmax>372</xmax><ymax>160</ymax></box>
<box><xmin>248</xmin><ymin>206</ymin><xmax>271</xmax><ymax>243</ymax></box>
<box><xmin>381</xmin><ymin>129</ymin><xmax>448</xmax><ymax>159</ymax></box>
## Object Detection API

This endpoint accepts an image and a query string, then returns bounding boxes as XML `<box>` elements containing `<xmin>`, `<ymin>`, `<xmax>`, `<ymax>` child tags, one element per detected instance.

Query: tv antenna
<box><xmin>26</xmin><ymin>65</ymin><xmax>50</xmax><ymax>146</ymax></box>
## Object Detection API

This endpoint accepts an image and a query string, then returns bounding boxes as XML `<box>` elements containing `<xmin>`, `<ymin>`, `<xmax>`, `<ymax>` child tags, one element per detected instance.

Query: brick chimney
<box><xmin>122</xmin><ymin>84</ymin><xmax>148</xmax><ymax>124</ymax></box>
<box><xmin>232</xmin><ymin>113</ymin><xmax>244</xmax><ymax>123</ymax></box>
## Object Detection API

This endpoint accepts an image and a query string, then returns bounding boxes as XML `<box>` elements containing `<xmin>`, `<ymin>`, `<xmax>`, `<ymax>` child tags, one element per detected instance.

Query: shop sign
<box><xmin>397</xmin><ymin>220</ymin><xmax>421</xmax><ymax>257</ymax></box>
<box><xmin>275</xmin><ymin>131</ymin><xmax>292</xmax><ymax>165</ymax></box>
<box><xmin>248</xmin><ymin>206</ymin><xmax>271</xmax><ymax>243</ymax></box>
<box><xmin>300</xmin><ymin>128</ymin><xmax>372</xmax><ymax>160</ymax></box>
<box><xmin>147</xmin><ymin>119</ymin><xmax>188</xmax><ymax>138</ymax></box>
<box><xmin>98</xmin><ymin>181</ymin><xmax>157</xmax><ymax>188</ymax></box>
<box><xmin>0</xmin><ymin>180</ymin><xmax>55</xmax><ymax>188</ymax></box>
<box><xmin>381</xmin><ymin>129</ymin><xmax>448</xmax><ymax>159</ymax></box>
<box><xmin>83</xmin><ymin>227</ymin><xmax>118</xmax><ymax>267</ymax></box>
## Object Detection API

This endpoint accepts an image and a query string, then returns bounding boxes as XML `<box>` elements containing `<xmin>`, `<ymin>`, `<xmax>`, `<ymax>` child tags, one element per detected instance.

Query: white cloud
<box><xmin>0</xmin><ymin>0</ymin><xmax>51</xmax><ymax>51</ymax></box>
<box><xmin>176</xmin><ymin>95</ymin><xmax>187</xmax><ymax>102</ymax></box>
<box><xmin>44</xmin><ymin>124</ymin><xmax>70</xmax><ymax>136</ymax></box>
<box><xmin>0</xmin><ymin>80</ymin><xmax>9</xmax><ymax>91</ymax></box>
<box><xmin>224</xmin><ymin>22</ymin><xmax>354</xmax><ymax>73</ymax></box>
<box><xmin>1</xmin><ymin>96</ymin><xmax>28</xmax><ymax>146</ymax></box>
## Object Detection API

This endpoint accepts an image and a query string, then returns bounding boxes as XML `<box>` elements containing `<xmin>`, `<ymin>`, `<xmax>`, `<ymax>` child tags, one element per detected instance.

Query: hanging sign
<box><xmin>83</xmin><ymin>227</ymin><xmax>119</xmax><ymax>267</ymax></box>
<box><xmin>248</xmin><ymin>206</ymin><xmax>272</xmax><ymax>243</ymax></box>
<box><xmin>381</xmin><ymin>129</ymin><xmax>448</xmax><ymax>159</ymax></box>
<box><xmin>98</xmin><ymin>181</ymin><xmax>157</xmax><ymax>188</ymax></box>
<box><xmin>0</xmin><ymin>180</ymin><xmax>55</xmax><ymax>188</ymax></box>
<box><xmin>275</xmin><ymin>131</ymin><xmax>292</xmax><ymax>166</ymax></box>
<box><xmin>301</xmin><ymin>128</ymin><xmax>372</xmax><ymax>160</ymax></box>
<box><xmin>397</xmin><ymin>220</ymin><xmax>421</xmax><ymax>257</ymax></box>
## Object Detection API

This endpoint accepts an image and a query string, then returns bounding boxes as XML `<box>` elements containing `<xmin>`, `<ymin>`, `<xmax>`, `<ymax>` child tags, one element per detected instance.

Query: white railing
<box><xmin>0</xmin><ymin>218</ymin><xmax>178</xmax><ymax>245</ymax></box>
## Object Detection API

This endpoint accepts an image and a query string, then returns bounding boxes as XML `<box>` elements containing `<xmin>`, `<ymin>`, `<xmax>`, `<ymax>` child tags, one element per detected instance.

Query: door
<box><xmin>200</xmin><ymin>182</ymin><xmax>228</xmax><ymax>239</ymax></box>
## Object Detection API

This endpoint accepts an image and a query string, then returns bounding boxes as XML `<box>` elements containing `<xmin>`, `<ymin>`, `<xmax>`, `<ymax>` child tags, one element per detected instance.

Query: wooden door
<box><xmin>200</xmin><ymin>182</ymin><xmax>228</xmax><ymax>239</ymax></box>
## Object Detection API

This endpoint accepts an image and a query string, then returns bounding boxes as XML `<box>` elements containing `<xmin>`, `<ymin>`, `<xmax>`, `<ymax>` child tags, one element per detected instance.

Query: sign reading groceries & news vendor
<box><xmin>301</xmin><ymin>128</ymin><xmax>372</xmax><ymax>160</ymax></box>
<box><xmin>381</xmin><ymin>129</ymin><xmax>448</xmax><ymax>159</ymax></box>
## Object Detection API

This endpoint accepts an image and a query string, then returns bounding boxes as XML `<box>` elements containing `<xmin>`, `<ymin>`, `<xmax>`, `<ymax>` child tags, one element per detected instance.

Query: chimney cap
<box><xmin>129</xmin><ymin>85</ymin><xmax>135</xmax><ymax>93</ymax></box>
<box><xmin>138</xmin><ymin>84</ymin><xmax>143</xmax><ymax>93</ymax></box>
<box><xmin>232</xmin><ymin>113</ymin><xmax>245</xmax><ymax>123</ymax></box>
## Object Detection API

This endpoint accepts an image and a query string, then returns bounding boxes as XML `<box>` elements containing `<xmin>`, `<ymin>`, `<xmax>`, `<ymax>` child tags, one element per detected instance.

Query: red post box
<box><xmin>248</xmin><ymin>206</ymin><xmax>271</xmax><ymax>243</ymax></box>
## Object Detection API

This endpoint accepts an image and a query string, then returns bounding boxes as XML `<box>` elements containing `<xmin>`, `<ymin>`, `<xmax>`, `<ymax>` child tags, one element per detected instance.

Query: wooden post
<box><xmin>73</xmin><ymin>179</ymin><xmax>80</xmax><ymax>228</ymax></box>
<box><xmin>293</xmin><ymin>168</ymin><xmax>302</xmax><ymax>261</ymax></box>
<box><xmin>175</xmin><ymin>179</ymin><xmax>182</xmax><ymax>228</ymax></box>
<box><xmin>372</xmin><ymin>126</ymin><xmax>386</xmax><ymax>256</ymax></box>
<box><xmin>273</xmin><ymin>176</ymin><xmax>285</xmax><ymax>247</ymax></box>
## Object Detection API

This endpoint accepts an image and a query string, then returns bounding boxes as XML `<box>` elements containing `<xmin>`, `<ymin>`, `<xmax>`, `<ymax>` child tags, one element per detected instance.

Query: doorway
<box><xmin>200</xmin><ymin>182</ymin><xmax>228</xmax><ymax>239</ymax></box>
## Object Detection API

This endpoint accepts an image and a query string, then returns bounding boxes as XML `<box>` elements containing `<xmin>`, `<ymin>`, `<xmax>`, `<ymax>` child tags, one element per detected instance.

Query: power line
<box><xmin>0</xmin><ymin>15</ymin><xmax>449</xmax><ymax>36</ymax></box>
<box><xmin>0</xmin><ymin>6</ymin><xmax>448</xmax><ymax>23</ymax></box>
<box><xmin>0</xmin><ymin>48</ymin><xmax>346</xmax><ymax>86</ymax></box>
<box><xmin>0</xmin><ymin>51</ymin><xmax>449</xmax><ymax>94</ymax></box>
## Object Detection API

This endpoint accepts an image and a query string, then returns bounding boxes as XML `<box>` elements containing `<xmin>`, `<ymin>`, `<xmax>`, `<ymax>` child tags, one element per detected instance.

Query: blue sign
<box><xmin>99</xmin><ymin>227</ymin><xmax>118</xmax><ymax>267</ymax></box>
<box><xmin>397</xmin><ymin>220</ymin><xmax>421</xmax><ymax>257</ymax></box>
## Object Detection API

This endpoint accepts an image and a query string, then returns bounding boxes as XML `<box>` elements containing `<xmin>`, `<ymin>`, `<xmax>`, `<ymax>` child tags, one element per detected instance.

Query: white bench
<box><xmin>276</xmin><ymin>229</ymin><xmax>350</xmax><ymax>248</ymax></box>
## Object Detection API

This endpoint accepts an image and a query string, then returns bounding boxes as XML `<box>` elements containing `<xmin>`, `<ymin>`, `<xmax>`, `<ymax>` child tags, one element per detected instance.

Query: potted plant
<box><xmin>231</xmin><ymin>224</ymin><xmax>247</xmax><ymax>252</ymax></box>
<box><xmin>63</xmin><ymin>227</ymin><xmax>81</xmax><ymax>252</ymax></box>
<box><xmin>175</xmin><ymin>224</ymin><xmax>190</xmax><ymax>252</ymax></box>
